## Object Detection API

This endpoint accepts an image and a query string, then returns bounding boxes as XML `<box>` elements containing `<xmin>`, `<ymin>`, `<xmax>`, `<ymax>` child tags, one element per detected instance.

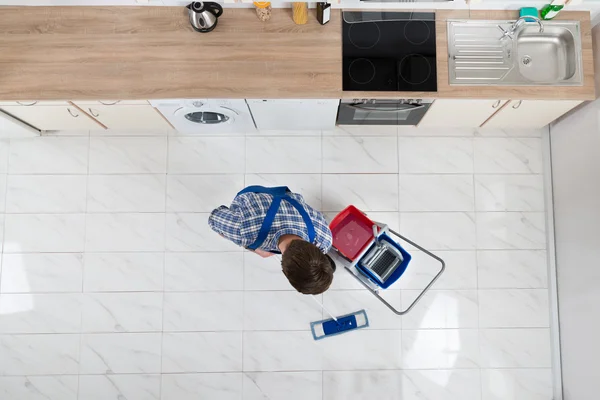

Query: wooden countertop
<box><xmin>0</xmin><ymin>7</ymin><xmax>594</xmax><ymax>100</ymax></box>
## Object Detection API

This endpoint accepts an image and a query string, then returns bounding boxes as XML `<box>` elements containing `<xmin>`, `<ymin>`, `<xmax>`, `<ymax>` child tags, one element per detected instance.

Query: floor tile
<box><xmin>479</xmin><ymin>289</ymin><xmax>549</xmax><ymax>328</ymax></box>
<box><xmin>243</xmin><ymin>252</ymin><xmax>290</xmax><ymax>291</ymax></box>
<box><xmin>243</xmin><ymin>371</ymin><xmax>322</xmax><ymax>400</ymax></box>
<box><xmin>6</xmin><ymin>175</ymin><xmax>87</xmax><ymax>213</ymax></box>
<box><xmin>474</xmin><ymin>174</ymin><xmax>544</xmax><ymax>212</ymax></box>
<box><xmin>161</xmin><ymin>373</ymin><xmax>242</xmax><ymax>400</ymax></box>
<box><xmin>402</xmin><ymin>329</ymin><xmax>480</xmax><ymax>369</ymax></box>
<box><xmin>78</xmin><ymin>374</ymin><xmax>160</xmax><ymax>400</ymax></box>
<box><xmin>9</xmin><ymin>137</ymin><xmax>89</xmax><ymax>174</ymax></box>
<box><xmin>399</xmin><ymin>174</ymin><xmax>475</xmax><ymax>212</ymax></box>
<box><xmin>243</xmin><ymin>331</ymin><xmax>323</xmax><ymax>372</ymax></box>
<box><xmin>480</xmin><ymin>368</ymin><xmax>552</xmax><ymax>400</ymax></box>
<box><xmin>474</xmin><ymin>138</ymin><xmax>543</xmax><ymax>174</ymax></box>
<box><xmin>0</xmin><ymin>139</ymin><xmax>9</xmax><ymax>173</ymax></box>
<box><xmin>80</xmin><ymin>333</ymin><xmax>162</xmax><ymax>374</ymax></box>
<box><xmin>244</xmin><ymin>291</ymin><xmax>322</xmax><ymax>331</ymax></box>
<box><xmin>398</xmin><ymin>137</ymin><xmax>474</xmax><ymax>174</ymax></box>
<box><xmin>4</xmin><ymin>214</ymin><xmax>86</xmax><ymax>253</ymax></box>
<box><xmin>164</xmin><ymin>252</ymin><xmax>243</xmax><ymax>291</ymax></box>
<box><xmin>401</xmin><ymin>212</ymin><xmax>476</xmax><ymax>250</ymax></box>
<box><xmin>476</xmin><ymin>212</ymin><xmax>546</xmax><ymax>250</ymax></box>
<box><xmin>89</xmin><ymin>136</ymin><xmax>167</xmax><ymax>174</ymax></box>
<box><xmin>402</xmin><ymin>369</ymin><xmax>482</xmax><ymax>400</ymax></box>
<box><xmin>0</xmin><ymin>375</ymin><xmax>78</xmax><ymax>400</ymax></box>
<box><xmin>322</xmin><ymin>136</ymin><xmax>398</xmax><ymax>173</ymax></box>
<box><xmin>163</xmin><ymin>292</ymin><xmax>243</xmax><ymax>331</ymax></box>
<box><xmin>323</xmin><ymin>371</ymin><xmax>402</xmax><ymax>400</ymax></box>
<box><xmin>0</xmin><ymin>174</ymin><xmax>6</xmax><ymax>212</ymax></box>
<box><xmin>162</xmin><ymin>332</ymin><xmax>242</xmax><ymax>373</ymax></box>
<box><xmin>479</xmin><ymin>328</ymin><xmax>551</xmax><ymax>368</ymax></box>
<box><xmin>328</xmin><ymin>125</ymin><xmax>398</xmax><ymax>136</ymax></box>
<box><xmin>246</xmin><ymin>137</ymin><xmax>321</xmax><ymax>174</ymax></box>
<box><xmin>167</xmin><ymin>174</ymin><xmax>243</xmax><ymax>212</ymax></box>
<box><xmin>477</xmin><ymin>250</ymin><xmax>548</xmax><ymax>289</ymax></box>
<box><xmin>323</xmin><ymin>290</ymin><xmax>402</xmax><ymax>330</ymax></box>
<box><xmin>475</xmin><ymin>127</ymin><xmax>545</xmax><ymax>138</ymax></box>
<box><xmin>168</xmin><ymin>137</ymin><xmax>245</xmax><ymax>174</ymax></box>
<box><xmin>322</xmin><ymin>174</ymin><xmax>399</xmax><ymax>212</ymax></box>
<box><xmin>397</xmin><ymin>250</ymin><xmax>478</xmax><ymax>290</ymax></box>
<box><xmin>401</xmin><ymin>290</ymin><xmax>479</xmax><ymax>329</ymax></box>
<box><xmin>81</xmin><ymin>292</ymin><xmax>163</xmax><ymax>333</ymax></box>
<box><xmin>166</xmin><ymin>213</ymin><xmax>240</xmax><ymax>252</ymax></box>
<box><xmin>0</xmin><ymin>293</ymin><xmax>82</xmax><ymax>334</ymax></box>
<box><xmin>85</xmin><ymin>213</ymin><xmax>165</xmax><ymax>252</ymax></box>
<box><xmin>1</xmin><ymin>253</ymin><xmax>84</xmax><ymax>293</ymax></box>
<box><xmin>83</xmin><ymin>253</ymin><xmax>164</xmax><ymax>292</ymax></box>
<box><xmin>245</xmin><ymin>173</ymin><xmax>322</xmax><ymax>209</ymax></box>
<box><xmin>87</xmin><ymin>174</ymin><xmax>166</xmax><ymax>213</ymax></box>
<box><xmin>0</xmin><ymin>334</ymin><xmax>80</xmax><ymax>375</ymax></box>
<box><xmin>320</xmin><ymin>329</ymin><xmax>402</xmax><ymax>370</ymax></box>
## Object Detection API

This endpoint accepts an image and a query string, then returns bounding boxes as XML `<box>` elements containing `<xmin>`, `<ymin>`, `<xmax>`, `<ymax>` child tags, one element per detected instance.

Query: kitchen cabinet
<box><xmin>73</xmin><ymin>102</ymin><xmax>172</xmax><ymax>130</ymax></box>
<box><xmin>418</xmin><ymin>99</ymin><xmax>509</xmax><ymax>128</ymax></box>
<box><xmin>0</xmin><ymin>104</ymin><xmax>101</xmax><ymax>130</ymax></box>
<box><xmin>483</xmin><ymin>100</ymin><xmax>583</xmax><ymax>128</ymax></box>
<box><xmin>247</xmin><ymin>99</ymin><xmax>340</xmax><ymax>131</ymax></box>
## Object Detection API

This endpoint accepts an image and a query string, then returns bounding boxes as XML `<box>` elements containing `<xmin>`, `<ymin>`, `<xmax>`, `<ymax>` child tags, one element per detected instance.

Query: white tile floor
<box><xmin>0</xmin><ymin>126</ymin><xmax>553</xmax><ymax>400</ymax></box>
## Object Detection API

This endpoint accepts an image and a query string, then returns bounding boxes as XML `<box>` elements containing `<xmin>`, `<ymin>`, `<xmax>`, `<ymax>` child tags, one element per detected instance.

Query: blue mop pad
<box><xmin>310</xmin><ymin>309</ymin><xmax>369</xmax><ymax>340</ymax></box>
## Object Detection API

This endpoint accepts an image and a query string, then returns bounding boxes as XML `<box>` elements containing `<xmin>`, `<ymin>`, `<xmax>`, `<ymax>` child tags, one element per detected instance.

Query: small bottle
<box><xmin>254</xmin><ymin>2</ymin><xmax>272</xmax><ymax>22</ymax></box>
<box><xmin>541</xmin><ymin>0</ymin><xmax>566</xmax><ymax>20</ymax></box>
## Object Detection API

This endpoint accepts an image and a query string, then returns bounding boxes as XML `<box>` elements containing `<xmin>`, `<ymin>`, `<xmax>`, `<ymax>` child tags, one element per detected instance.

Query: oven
<box><xmin>337</xmin><ymin>99</ymin><xmax>433</xmax><ymax>126</ymax></box>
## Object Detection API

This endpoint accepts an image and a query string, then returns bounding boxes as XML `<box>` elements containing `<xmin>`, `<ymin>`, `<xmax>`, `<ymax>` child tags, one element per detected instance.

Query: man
<box><xmin>209</xmin><ymin>186</ymin><xmax>335</xmax><ymax>294</ymax></box>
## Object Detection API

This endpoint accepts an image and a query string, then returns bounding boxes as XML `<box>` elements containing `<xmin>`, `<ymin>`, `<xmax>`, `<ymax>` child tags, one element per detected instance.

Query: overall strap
<box><xmin>237</xmin><ymin>185</ymin><xmax>315</xmax><ymax>250</ymax></box>
<box><xmin>283</xmin><ymin>196</ymin><xmax>316</xmax><ymax>244</ymax></box>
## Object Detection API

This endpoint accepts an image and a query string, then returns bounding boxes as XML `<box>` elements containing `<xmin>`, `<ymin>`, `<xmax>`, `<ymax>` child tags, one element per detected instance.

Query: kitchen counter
<box><xmin>0</xmin><ymin>7</ymin><xmax>594</xmax><ymax>100</ymax></box>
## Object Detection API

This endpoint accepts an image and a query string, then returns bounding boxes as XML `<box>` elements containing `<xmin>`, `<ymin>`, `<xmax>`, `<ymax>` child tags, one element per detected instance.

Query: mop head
<box><xmin>310</xmin><ymin>309</ymin><xmax>369</xmax><ymax>340</ymax></box>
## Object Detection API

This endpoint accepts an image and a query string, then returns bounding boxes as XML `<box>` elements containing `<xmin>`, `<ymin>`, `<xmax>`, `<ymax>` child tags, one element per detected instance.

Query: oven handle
<box><xmin>347</xmin><ymin>103</ymin><xmax>424</xmax><ymax>112</ymax></box>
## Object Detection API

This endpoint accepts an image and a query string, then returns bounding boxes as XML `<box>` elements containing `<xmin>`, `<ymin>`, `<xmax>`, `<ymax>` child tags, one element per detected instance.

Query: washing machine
<box><xmin>150</xmin><ymin>99</ymin><xmax>256</xmax><ymax>134</ymax></box>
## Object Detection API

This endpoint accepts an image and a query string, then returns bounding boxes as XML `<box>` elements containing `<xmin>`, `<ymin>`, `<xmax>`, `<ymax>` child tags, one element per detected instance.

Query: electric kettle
<box><xmin>187</xmin><ymin>2</ymin><xmax>223</xmax><ymax>33</ymax></box>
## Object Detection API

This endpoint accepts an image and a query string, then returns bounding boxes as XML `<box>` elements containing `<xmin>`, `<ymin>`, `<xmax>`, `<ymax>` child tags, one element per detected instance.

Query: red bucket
<box><xmin>329</xmin><ymin>205</ymin><xmax>379</xmax><ymax>261</ymax></box>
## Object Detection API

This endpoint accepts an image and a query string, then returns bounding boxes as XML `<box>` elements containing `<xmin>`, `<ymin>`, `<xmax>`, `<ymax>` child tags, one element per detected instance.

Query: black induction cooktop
<box><xmin>342</xmin><ymin>11</ymin><xmax>437</xmax><ymax>92</ymax></box>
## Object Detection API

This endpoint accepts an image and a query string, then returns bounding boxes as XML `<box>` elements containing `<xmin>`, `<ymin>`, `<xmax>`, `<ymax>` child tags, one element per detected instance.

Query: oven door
<box><xmin>337</xmin><ymin>100</ymin><xmax>432</xmax><ymax>126</ymax></box>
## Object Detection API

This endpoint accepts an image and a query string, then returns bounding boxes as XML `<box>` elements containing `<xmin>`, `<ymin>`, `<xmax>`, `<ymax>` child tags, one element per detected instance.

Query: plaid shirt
<box><xmin>208</xmin><ymin>191</ymin><xmax>332</xmax><ymax>253</ymax></box>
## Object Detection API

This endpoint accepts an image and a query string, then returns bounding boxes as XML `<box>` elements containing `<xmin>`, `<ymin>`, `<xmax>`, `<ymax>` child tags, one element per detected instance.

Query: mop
<box><xmin>274</xmin><ymin>255</ymin><xmax>369</xmax><ymax>340</ymax></box>
<box><xmin>309</xmin><ymin>296</ymin><xmax>369</xmax><ymax>341</ymax></box>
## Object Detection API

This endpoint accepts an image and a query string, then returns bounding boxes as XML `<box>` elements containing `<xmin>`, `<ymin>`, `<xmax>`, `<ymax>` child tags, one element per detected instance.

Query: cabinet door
<box><xmin>418</xmin><ymin>99</ymin><xmax>508</xmax><ymax>128</ymax></box>
<box><xmin>76</xmin><ymin>104</ymin><xmax>172</xmax><ymax>130</ymax></box>
<box><xmin>0</xmin><ymin>105</ymin><xmax>101</xmax><ymax>130</ymax></box>
<box><xmin>483</xmin><ymin>100</ymin><xmax>583</xmax><ymax>129</ymax></box>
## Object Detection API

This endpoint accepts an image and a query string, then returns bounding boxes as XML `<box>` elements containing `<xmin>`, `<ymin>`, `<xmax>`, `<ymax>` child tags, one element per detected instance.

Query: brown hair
<box><xmin>281</xmin><ymin>240</ymin><xmax>335</xmax><ymax>295</ymax></box>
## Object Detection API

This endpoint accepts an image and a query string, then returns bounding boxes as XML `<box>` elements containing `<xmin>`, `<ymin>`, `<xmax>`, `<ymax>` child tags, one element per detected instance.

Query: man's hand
<box><xmin>254</xmin><ymin>249</ymin><xmax>275</xmax><ymax>258</ymax></box>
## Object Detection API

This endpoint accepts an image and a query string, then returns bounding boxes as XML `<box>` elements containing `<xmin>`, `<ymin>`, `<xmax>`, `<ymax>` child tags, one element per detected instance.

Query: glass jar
<box><xmin>254</xmin><ymin>2</ymin><xmax>272</xmax><ymax>22</ymax></box>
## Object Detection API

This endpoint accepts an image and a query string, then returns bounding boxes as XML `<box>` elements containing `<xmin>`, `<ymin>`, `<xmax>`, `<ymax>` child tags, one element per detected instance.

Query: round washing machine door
<box><xmin>173</xmin><ymin>103</ymin><xmax>239</xmax><ymax>131</ymax></box>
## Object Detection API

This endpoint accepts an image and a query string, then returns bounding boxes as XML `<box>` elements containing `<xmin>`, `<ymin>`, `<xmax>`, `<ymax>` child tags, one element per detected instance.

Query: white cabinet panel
<box><xmin>1</xmin><ymin>105</ymin><xmax>101</xmax><ymax>131</ymax></box>
<box><xmin>74</xmin><ymin>103</ymin><xmax>172</xmax><ymax>130</ymax></box>
<box><xmin>419</xmin><ymin>99</ymin><xmax>508</xmax><ymax>128</ymax></box>
<box><xmin>483</xmin><ymin>100</ymin><xmax>582</xmax><ymax>129</ymax></box>
<box><xmin>247</xmin><ymin>99</ymin><xmax>339</xmax><ymax>131</ymax></box>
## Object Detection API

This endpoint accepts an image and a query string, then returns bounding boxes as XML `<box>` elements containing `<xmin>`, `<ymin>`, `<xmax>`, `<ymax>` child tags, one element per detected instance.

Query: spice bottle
<box><xmin>254</xmin><ymin>2</ymin><xmax>272</xmax><ymax>22</ymax></box>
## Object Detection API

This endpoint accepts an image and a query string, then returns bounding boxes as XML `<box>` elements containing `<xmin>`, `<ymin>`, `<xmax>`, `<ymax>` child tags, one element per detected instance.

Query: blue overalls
<box><xmin>236</xmin><ymin>185</ymin><xmax>316</xmax><ymax>253</ymax></box>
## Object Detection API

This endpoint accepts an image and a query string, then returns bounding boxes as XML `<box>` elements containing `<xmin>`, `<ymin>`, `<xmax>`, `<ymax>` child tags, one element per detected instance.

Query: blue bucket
<box><xmin>355</xmin><ymin>232</ymin><xmax>412</xmax><ymax>289</ymax></box>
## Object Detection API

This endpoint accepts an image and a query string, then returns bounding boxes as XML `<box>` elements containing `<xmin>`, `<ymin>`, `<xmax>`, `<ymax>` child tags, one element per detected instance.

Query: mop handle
<box><xmin>310</xmin><ymin>295</ymin><xmax>338</xmax><ymax>323</ymax></box>
<box><xmin>274</xmin><ymin>254</ymin><xmax>339</xmax><ymax>323</ymax></box>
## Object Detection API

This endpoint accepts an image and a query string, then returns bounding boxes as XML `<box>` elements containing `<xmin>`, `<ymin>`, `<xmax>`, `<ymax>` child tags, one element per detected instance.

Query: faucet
<box><xmin>499</xmin><ymin>15</ymin><xmax>544</xmax><ymax>40</ymax></box>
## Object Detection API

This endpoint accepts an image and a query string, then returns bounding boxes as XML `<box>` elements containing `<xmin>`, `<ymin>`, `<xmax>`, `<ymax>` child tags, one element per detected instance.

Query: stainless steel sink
<box><xmin>448</xmin><ymin>20</ymin><xmax>583</xmax><ymax>86</ymax></box>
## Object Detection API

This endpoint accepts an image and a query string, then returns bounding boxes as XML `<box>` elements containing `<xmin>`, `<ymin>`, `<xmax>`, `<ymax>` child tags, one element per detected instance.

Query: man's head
<box><xmin>281</xmin><ymin>240</ymin><xmax>335</xmax><ymax>295</ymax></box>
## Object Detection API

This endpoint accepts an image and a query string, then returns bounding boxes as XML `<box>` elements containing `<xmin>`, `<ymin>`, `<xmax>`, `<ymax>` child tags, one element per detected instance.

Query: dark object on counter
<box><xmin>317</xmin><ymin>2</ymin><xmax>331</xmax><ymax>25</ymax></box>
<box><xmin>187</xmin><ymin>1</ymin><xmax>223</xmax><ymax>33</ymax></box>
<box><xmin>342</xmin><ymin>11</ymin><xmax>437</xmax><ymax>92</ymax></box>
